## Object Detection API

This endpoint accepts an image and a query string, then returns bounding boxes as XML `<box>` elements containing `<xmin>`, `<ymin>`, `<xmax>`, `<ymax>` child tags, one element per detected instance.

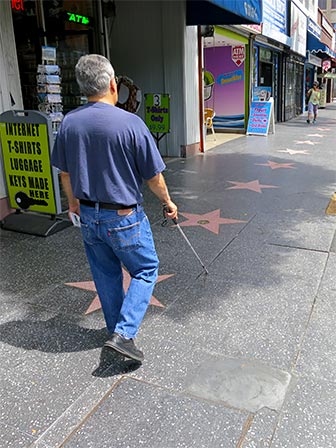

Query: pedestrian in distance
<box><xmin>51</xmin><ymin>54</ymin><xmax>178</xmax><ymax>363</ymax></box>
<box><xmin>306</xmin><ymin>81</ymin><xmax>320</xmax><ymax>124</ymax></box>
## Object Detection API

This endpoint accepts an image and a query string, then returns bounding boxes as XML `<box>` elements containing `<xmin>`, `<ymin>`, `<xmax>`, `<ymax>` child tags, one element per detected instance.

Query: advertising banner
<box><xmin>247</xmin><ymin>98</ymin><xmax>275</xmax><ymax>136</ymax></box>
<box><xmin>290</xmin><ymin>3</ymin><xmax>307</xmax><ymax>57</ymax></box>
<box><xmin>204</xmin><ymin>45</ymin><xmax>245</xmax><ymax>129</ymax></box>
<box><xmin>262</xmin><ymin>0</ymin><xmax>291</xmax><ymax>46</ymax></box>
<box><xmin>0</xmin><ymin>110</ymin><xmax>61</xmax><ymax>214</ymax></box>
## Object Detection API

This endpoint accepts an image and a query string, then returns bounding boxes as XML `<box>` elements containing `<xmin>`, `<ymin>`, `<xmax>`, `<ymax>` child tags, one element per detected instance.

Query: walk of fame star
<box><xmin>226</xmin><ymin>180</ymin><xmax>278</xmax><ymax>193</ymax></box>
<box><xmin>307</xmin><ymin>134</ymin><xmax>324</xmax><ymax>138</ymax></box>
<box><xmin>179</xmin><ymin>209</ymin><xmax>246</xmax><ymax>235</ymax></box>
<box><xmin>294</xmin><ymin>140</ymin><xmax>317</xmax><ymax>145</ymax></box>
<box><xmin>255</xmin><ymin>161</ymin><xmax>296</xmax><ymax>170</ymax></box>
<box><xmin>277</xmin><ymin>149</ymin><xmax>310</xmax><ymax>155</ymax></box>
<box><xmin>316</xmin><ymin>128</ymin><xmax>331</xmax><ymax>131</ymax></box>
<box><xmin>66</xmin><ymin>269</ymin><xmax>174</xmax><ymax>314</ymax></box>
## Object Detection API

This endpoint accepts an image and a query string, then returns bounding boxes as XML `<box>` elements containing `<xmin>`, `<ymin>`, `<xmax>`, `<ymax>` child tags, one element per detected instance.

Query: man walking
<box><xmin>51</xmin><ymin>54</ymin><xmax>177</xmax><ymax>362</ymax></box>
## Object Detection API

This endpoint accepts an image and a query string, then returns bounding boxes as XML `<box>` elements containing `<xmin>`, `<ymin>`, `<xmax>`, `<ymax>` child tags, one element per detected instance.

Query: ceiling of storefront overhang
<box><xmin>186</xmin><ymin>0</ymin><xmax>262</xmax><ymax>26</ymax></box>
<box><xmin>204</xmin><ymin>35</ymin><xmax>242</xmax><ymax>47</ymax></box>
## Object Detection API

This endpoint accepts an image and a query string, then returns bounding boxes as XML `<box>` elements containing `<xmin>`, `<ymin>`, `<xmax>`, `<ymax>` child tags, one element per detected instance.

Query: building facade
<box><xmin>0</xmin><ymin>0</ymin><xmax>335</xmax><ymax>222</ymax></box>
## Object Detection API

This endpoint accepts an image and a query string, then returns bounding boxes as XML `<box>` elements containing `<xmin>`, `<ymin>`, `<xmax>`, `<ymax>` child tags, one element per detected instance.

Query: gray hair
<box><xmin>75</xmin><ymin>54</ymin><xmax>115</xmax><ymax>97</ymax></box>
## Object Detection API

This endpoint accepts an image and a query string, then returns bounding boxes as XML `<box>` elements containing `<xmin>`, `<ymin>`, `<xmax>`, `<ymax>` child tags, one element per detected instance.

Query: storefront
<box><xmin>284</xmin><ymin>1</ymin><xmax>307</xmax><ymax>120</ymax></box>
<box><xmin>306</xmin><ymin>11</ymin><xmax>336</xmax><ymax>105</ymax></box>
<box><xmin>11</xmin><ymin>0</ymin><xmax>103</xmax><ymax>116</ymax></box>
<box><xmin>1</xmin><ymin>0</ymin><xmax>263</xmax><ymax>220</ymax></box>
<box><xmin>304</xmin><ymin>18</ymin><xmax>322</xmax><ymax>111</ymax></box>
<box><xmin>253</xmin><ymin>0</ymin><xmax>291</xmax><ymax>122</ymax></box>
<box><xmin>252</xmin><ymin>41</ymin><xmax>285</xmax><ymax>122</ymax></box>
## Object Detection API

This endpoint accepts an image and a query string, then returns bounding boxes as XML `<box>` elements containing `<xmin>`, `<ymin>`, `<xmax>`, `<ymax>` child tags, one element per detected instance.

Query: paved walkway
<box><xmin>1</xmin><ymin>104</ymin><xmax>336</xmax><ymax>448</ymax></box>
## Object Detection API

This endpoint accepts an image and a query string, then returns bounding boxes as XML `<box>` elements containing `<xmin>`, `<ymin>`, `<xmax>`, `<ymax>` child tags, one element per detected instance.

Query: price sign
<box><xmin>145</xmin><ymin>94</ymin><xmax>170</xmax><ymax>134</ymax></box>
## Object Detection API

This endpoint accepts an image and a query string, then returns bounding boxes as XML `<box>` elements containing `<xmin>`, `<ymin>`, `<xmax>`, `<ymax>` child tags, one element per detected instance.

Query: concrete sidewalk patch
<box><xmin>186</xmin><ymin>357</ymin><xmax>292</xmax><ymax>413</ymax></box>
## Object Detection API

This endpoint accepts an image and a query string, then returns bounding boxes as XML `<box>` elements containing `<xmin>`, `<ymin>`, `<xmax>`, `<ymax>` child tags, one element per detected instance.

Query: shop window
<box><xmin>331</xmin><ymin>0</ymin><xmax>336</xmax><ymax>8</ymax></box>
<box><xmin>12</xmin><ymin>0</ymin><xmax>98</xmax><ymax>114</ymax></box>
<box><xmin>318</xmin><ymin>0</ymin><xmax>327</xmax><ymax>9</ymax></box>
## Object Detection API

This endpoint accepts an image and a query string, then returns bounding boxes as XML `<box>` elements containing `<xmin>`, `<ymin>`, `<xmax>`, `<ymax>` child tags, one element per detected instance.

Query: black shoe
<box><xmin>104</xmin><ymin>333</ymin><xmax>144</xmax><ymax>362</ymax></box>
<box><xmin>306</xmin><ymin>119</ymin><xmax>311</xmax><ymax>124</ymax></box>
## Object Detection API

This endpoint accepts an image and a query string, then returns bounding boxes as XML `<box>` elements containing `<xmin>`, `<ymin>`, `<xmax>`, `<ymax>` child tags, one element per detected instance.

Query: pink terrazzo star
<box><xmin>66</xmin><ymin>269</ymin><xmax>174</xmax><ymax>314</ymax></box>
<box><xmin>294</xmin><ymin>140</ymin><xmax>318</xmax><ymax>145</ymax></box>
<box><xmin>277</xmin><ymin>149</ymin><xmax>310</xmax><ymax>155</ymax></box>
<box><xmin>316</xmin><ymin>128</ymin><xmax>331</xmax><ymax>131</ymax></box>
<box><xmin>307</xmin><ymin>134</ymin><xmax>324</xmax><ymax>137</ymax></box>
<box><xmin>179</xmin><ymin>209</ymin><xmax>246</xmax><ymax>234</ymax></box>
<box><xmin>226</xmin><ymin>180</ymin><xmax>279</xmax><ymax>193</ymax></box>
<box><xmin>255</xmin><ymin>161</ymin><xmax>296</xmax><ymax>170</ymax></box>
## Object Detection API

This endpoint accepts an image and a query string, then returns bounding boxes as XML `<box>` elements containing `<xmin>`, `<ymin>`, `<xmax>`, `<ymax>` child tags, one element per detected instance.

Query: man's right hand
<box><xmin>163</xmin><ymin>200</ymin><xmax>178</xmax><ymax>221</ymax></box>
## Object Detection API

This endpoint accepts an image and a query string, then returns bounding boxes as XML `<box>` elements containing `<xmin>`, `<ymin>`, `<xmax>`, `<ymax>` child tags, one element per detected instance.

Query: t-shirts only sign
<box><xmin>247</xmin><ymin>98</ymin><xmax>275</xmax><ymax>136</ymax></box>
<box><xmin>145</xmin><ymin>94</ymin><xmax>170</xmax><ymax>134</ymax></box>
<box><xmin>0</xmin><ymin>110</ymin><xmax>60</xmax><ymax>214</ymax></box>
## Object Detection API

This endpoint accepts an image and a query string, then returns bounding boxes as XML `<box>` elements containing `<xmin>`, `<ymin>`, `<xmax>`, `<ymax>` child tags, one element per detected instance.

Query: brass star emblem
<box><xmin>179</xmin><ymin>209</ymin><xmax>246</xmax><ymax>235</ymax></box>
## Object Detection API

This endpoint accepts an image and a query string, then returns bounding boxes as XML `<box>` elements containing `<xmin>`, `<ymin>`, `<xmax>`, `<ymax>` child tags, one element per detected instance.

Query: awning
<box><xmin>186</xmin><ymin>0</ymin><xmax>262</xmax><ymax>26</ymax></box>
<box><xmin>307</xmin><ymin>33</ymin><xmax>336</xmax><ymax>59</ymax></box>
<box><xmin>317</xmin><ymin>72</ymin><xmax>336</xmax><ymax>79</ymax></box>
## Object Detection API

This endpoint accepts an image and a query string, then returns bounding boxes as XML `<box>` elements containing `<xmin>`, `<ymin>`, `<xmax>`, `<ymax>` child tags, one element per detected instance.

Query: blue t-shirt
<box><xmin>51</xmin><ymin>102</ymin><xmax>166</xmax><ymax>205</ymax></box>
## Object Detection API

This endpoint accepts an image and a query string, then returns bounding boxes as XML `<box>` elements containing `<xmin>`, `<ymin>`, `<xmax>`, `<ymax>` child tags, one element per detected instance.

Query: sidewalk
<box><xmin>0</xmin><ymin>105</ymin><xmax>335</xmax><ymax>448</ymax></box>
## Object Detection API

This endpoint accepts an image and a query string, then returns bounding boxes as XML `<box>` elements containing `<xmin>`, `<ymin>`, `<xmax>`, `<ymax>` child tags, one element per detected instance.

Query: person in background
<box><xmin>306</xmin><ymin>81</ymin><xmax>320</xmax><ymax>124</ymax></box>
<box><xmin>51</xmin><ymin>54</ymin><xmax>178</xmax><ymax>363</ymax></box>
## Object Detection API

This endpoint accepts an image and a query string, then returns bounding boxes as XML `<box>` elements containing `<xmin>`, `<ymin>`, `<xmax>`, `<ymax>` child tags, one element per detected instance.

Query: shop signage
<box><xmin>66</xmin><ymin>12</ymin><xmax>90</xmax><ymax>25</ymax></box>
<box><xmin>231</xmin><ymin>45</ymin><xmax>245</xmax><ymax>67</ymax></box>
<box><xmin>12</xmin><ymin>0</ymin><xmax>24</xmax><ymax>11</ymax></box>
<box><xmin>290</xmin><ymin>2</ymin><xmax>307</xmax><ymax>57</ymax></box>
<box><xmin>323</xmin><ymin>60</ymin><xmax>331</xmax><ymax>72</ymax></box>
<box><xmin>0</xmin><ymin>110</ymin><xmax>61</xmax><ymax>215</ymax></box>
<box><xmin>308</xmin><ymin>18</ymin><xmax>321</xmax><ymax>39</ymax></box>
<box><xmin>307</xmin><ymin>53</ymin><xmax>322</xmax><ymax>67</ymax></box>
<box><xmin>262</xmin><ymin>0</ymin><xmax>291</xmax><ymax>47</ymax></box>
<box><xmin>247</xmin><ymin>98</ymin><xmax>275</xmax><ymax>136</ymax></box>
<box><xmin>144</xmin><ymin>94</ymin><xmax>170</xmax><ymax>134</ymax></box>
<box><xmin>252</xmin><ymin>86</ymin><xmax>272</xmax><ymax>102</ymax></box>
<box><xmin>322</xmin><ymin>16</ymin><xmax>334</xmax><ymax>37</ymax></box>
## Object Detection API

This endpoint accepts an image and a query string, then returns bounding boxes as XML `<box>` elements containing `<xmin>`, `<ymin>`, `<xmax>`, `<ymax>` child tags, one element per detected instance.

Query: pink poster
<box><xmin>204</xmin><ymin>46</ymin><xmax>245</xmax><ymax>128</ymax></box>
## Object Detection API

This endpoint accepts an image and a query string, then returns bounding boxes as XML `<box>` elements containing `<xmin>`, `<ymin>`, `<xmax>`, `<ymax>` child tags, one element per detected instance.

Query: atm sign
<box><xmin>66</xmin><ymin>11</ymin><xmax>90</xmax><ymax>25</ymax></box>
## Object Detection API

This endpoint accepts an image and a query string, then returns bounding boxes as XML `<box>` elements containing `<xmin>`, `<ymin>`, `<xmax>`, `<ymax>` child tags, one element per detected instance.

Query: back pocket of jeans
<box><xmin>107</xmin><ymin>220</ymin><xmax>140</xmax><ymax>251</ymax></box>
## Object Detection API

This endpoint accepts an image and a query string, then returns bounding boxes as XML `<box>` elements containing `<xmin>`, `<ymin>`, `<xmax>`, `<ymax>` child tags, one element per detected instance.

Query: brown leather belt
<box><xmin>80</xmin><ymin>200</ymin><xmax>136</xmax><ymax>210</ymax></box>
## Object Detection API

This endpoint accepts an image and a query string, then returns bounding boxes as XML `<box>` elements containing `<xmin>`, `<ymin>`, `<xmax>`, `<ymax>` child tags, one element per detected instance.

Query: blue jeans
<box><xmin>79</xmin><ymin>203</ymin><xmax>159</xmax><ymax>339</ymax></box>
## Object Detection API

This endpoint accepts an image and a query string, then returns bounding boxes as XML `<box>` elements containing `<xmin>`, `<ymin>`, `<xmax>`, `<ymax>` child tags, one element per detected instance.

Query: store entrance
<box><xmin>259</xmin><ymin>62</ymin><xmax>273</xmax><ymax>89</ymax></box>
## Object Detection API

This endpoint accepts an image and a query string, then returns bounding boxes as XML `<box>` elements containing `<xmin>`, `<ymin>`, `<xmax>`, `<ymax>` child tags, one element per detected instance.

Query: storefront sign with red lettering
<box><xmin>231</xmin><ymin>45</ymin><xmax>245</xmax><ymax>67</ymax></box>
<box><xmin>12</xmin><ymin>0</ymin><xmax>24</xmax><ymax>11</ymax></box>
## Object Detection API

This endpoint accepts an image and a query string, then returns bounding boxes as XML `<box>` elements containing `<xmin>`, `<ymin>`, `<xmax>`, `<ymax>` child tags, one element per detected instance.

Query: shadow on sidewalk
<box><xmin>92</xmin><ymin>347</ymin><xmax>142</xmax><ymax>377</ymax></box>
<box><xmin>0</xmin><ymin>315</ymin><xmax>142</xmax><ymax>376</ymax></box>
<box><xmin>0</xmin><ymin>315</ymin><xmax>108</xmax><ymax>352</ymax></box>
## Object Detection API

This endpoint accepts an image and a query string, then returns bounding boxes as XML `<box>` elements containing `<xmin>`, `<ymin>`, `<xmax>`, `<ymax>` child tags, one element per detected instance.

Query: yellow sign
<box><xmin>0</xmin><ymin>121</ymin><xmax>57</xmax><ymax>214</ymax></box>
